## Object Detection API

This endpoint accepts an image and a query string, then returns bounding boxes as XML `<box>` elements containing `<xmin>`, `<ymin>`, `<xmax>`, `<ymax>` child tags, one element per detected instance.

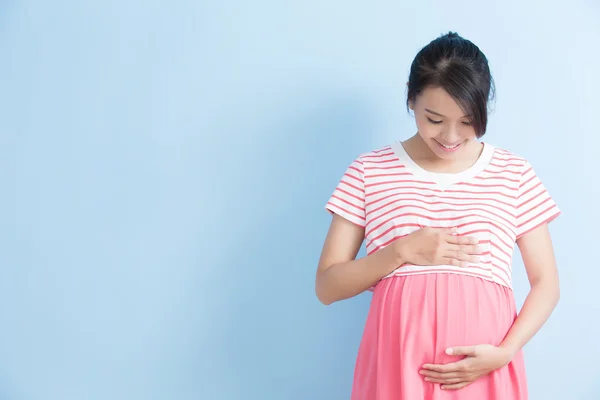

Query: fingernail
<box><xmin>445</xmin><ymin>348</ymin><xmax>453</xmax><ymax>355</ymax></box>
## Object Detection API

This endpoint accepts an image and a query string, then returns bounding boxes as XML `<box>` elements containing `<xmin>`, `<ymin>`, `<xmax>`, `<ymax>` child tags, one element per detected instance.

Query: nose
<box><xmin>438</xmin><ymin>126</ymin><xmax>462</xmax><ymax>144</ymax></box>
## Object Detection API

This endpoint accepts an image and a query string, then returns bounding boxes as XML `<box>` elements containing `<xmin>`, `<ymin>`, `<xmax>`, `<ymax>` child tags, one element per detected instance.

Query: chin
<box><xmin>432</xmin><ymin>150</ymin><xmax>460</xmax><ymax>161</ymax></box>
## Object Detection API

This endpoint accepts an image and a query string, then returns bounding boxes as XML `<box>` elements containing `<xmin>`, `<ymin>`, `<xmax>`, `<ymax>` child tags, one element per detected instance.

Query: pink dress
<box><xmin>325</xmin><ymin>142</ymin><xmax>560</xmax><ymax>399</ymax></box>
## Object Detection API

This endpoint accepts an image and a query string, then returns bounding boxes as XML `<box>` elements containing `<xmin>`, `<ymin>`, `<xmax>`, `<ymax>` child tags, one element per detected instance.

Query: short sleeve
<box><xmin>325</xmin><ymin>157</ymin><xmax>366</xmax><ymax>227</ymax></box>
<box><xmin>515</xmin><ymin>161</ymin><xmax>561</xmax><ymax>239</ymax></box>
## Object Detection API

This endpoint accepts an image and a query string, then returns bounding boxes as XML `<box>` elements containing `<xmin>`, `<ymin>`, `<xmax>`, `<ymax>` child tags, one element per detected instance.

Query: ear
<box><xmin>406</xmin><ymin>83</ymin><xmax>415</xmax><ymax>111</ymax></box>
<box><xmin>407</xmin><ymin>82</ymin><xmax>417</xmax><ymax>111</ymax></box>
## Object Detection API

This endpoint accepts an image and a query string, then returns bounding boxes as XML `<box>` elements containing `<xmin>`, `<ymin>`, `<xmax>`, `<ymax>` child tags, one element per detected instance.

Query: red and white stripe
<box><xmin>325</xmin><ymin>143</ymin><xmax>560</xmax><ymax>290</ymax></box>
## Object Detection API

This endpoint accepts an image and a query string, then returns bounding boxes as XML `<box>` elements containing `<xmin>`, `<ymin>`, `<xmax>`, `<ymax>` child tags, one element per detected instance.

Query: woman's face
<box><xmin>409</xmin><ymin>86</ymin><xmax>479</xmax><ymax>160</ymax></box>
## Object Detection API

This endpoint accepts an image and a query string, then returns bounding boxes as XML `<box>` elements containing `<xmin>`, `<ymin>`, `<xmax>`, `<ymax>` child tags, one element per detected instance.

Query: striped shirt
<box><xmin>325</xmin><ymin>141</ymin><xmax>560</xmax><ymax>290</ymax></box>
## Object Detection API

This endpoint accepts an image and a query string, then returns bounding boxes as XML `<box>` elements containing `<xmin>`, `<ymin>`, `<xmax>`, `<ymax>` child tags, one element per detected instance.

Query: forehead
<box><xmin>416</xmin><ymin>86</ymin><xmax>469</xmax><ymax>117</ymax></box>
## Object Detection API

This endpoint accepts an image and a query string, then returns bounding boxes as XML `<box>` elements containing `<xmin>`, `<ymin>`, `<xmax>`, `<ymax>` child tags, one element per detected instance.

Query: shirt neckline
<box><xmin>390</xmin><ymin>140</ymin><xmax>496</xmax><ymax>191</ymax></box>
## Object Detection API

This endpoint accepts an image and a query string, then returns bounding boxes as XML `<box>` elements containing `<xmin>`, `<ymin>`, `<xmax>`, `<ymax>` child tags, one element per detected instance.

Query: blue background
<box><xmin>1</xmin><ymin>1</ymin><xmax>598</xmax><ymax>399</ymax></box>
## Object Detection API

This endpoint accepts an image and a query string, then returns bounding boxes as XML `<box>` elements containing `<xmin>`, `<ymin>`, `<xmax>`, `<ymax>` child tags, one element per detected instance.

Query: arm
<box><xmin>498</xmin><ymin>223</ymin><xmax>560</xmax><ymax>357</ymax></box>
<box><xmin>419</xmin><ymin>159</ymin><xmax>561</xmax><ymax>389</ymax></box>
<box><xmin>315</xmin><ymin>214</ymin><xmax>403</xmax><ymax>305</ymax></box>
<box><xmin>315</xmin><ymin>216</ymin><xmax>479</xmax><ymax>305</ymax></box>
<box><xmin>419</xmin><ymin>223</ymin><xmax>560</xmax><ymax>389</ymax></box>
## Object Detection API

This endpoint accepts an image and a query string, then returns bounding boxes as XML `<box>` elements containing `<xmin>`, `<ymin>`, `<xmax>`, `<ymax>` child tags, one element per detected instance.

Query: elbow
<box><xmin>315</xmin><ymin>272</ymin><xmax>337</xmax><ymax>306</ymax></box>
<box><xmin>548</xmin><ymin>282</ymin><xmax>560</xmax><ymax>306</ymax></box>
<box><xmin>554</xmin><ymin>279</ymin><xmax>561</xmax><ymax>304</ymax></box>
<box><xmin>531</xmin><ymin>273</ymin><xmax>560</xmax><ymax>304</ymax></box>
<box><xmin>317</xmin><ymin>295</ymin><xmax>334</xmax><ymax>306</ymax></box>
<box><xmin>552</xmin><ymin>284</ymin><xmax>561</xmax><ymax>308</ymax></box>
<box><xmin>315</xmin><ymin>284</ymin><xmax>335</xmax><ymax>306</ymax></box>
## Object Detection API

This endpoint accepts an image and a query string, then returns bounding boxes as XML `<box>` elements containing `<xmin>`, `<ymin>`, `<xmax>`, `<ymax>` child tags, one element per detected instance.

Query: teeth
<box><xmin>441</xmin><ymin>143</ymin><xmax>459</xmax><ymax>149</ymax></box>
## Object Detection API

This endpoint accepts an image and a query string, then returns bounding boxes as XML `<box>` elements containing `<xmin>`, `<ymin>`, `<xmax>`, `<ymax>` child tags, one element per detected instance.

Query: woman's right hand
<box><xmin>393</xmin><ymin>227</ymin><xmax>482</xmax><ymax>268</ymax></box>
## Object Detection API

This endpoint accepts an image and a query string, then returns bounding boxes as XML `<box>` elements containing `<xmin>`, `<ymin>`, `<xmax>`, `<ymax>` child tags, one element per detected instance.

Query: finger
<box><xmin>419</xmin><ymin>370</ymin><xmax>462</xmax><ymax>380</ymax></box>
<box><xmin>445</xmin><ymin>234</ymin><xmax>478</xmax><ymax>245</ymax></box>
<box><xmin>421</xmin><ymin>361</ymin><xmax>464</xmax><ymax>373</ymax></box>
<box><xmin>443</xmin><ymin>257</ymin><xmax>469</xmax><ymax>268</ymax></box>
<box><xmin>447</xmin><ymin>346</ymin><xmax>478</xmax><ymax>357</ymax></box>
<box><xmin>448</xmin><ymin>243</ymin><xmax>483</xmax><ymax>255</ymax></box>
<box><xmin>424</xmin><ymin>377</ymin><xmax>464</xmax><ymax>384</ymax></box>
<box><xmin>443</xmin><ymin>250</ymin><xmax>479</xmax><ymax>265</ymax></box>
<box><xmin>453</xmin><ymin>247</ymin><xmax>481</xmax><ymax>260</ymax></box>
<box><xmin>461</xmin><ymin>243</ymin><xmax>484</xmax><ymax>255</ymax></box>
<box><xmin>437</xmin><ymin>226</ymin><xmax>458</xmax><ymax>235</ymax></box>
<box><xmin>442</xmin><ymin>381</ymin><xmax>471</xmax><ymax>390</ymax></box>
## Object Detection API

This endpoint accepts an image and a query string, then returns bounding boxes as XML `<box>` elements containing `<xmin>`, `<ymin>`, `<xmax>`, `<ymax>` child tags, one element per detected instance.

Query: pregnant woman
<box><xmin>315</xmin><ymin>32</ymin><xmax>560</xmax><ymax>399</ymax></box>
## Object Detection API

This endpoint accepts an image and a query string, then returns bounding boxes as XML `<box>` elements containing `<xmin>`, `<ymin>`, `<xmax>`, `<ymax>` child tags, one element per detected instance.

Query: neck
<box><xmin>402</xmin><ymin>133</ymin><xmax>483</xmax><ymax>173</ymax></box>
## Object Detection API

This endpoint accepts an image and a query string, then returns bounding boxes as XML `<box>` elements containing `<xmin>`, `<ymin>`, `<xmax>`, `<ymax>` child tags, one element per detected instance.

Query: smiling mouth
<box><xmin>434</xmin><ymin>140</ymin><xmax>463</xmax><ymax>152</ymax></box>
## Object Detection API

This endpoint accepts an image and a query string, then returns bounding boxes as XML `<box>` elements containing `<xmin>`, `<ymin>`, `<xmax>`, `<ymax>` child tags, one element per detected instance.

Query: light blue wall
<box><xmin>1</xmin><ymin>1</ymin><xmax>598</xmax><ymax>399</ymax></box>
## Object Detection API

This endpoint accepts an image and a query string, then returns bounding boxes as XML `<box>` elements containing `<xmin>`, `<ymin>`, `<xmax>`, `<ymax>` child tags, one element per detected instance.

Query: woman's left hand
<box><xmin>419</xmin><ymin>344</ymin><xmax>513</xmax><ymax>390</ymax></box>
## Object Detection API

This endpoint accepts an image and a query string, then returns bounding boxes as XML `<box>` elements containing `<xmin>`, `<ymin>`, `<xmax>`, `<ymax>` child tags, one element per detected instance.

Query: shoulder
<box><xmin>487</xmin><ymin>144</ymin><xmax>530</xmax><ymax>174</ymax></box>
<box><xmin>353</xmin><ymin>143</ymin><xmax>396</xmax><ymax>164</ymax></box>
<box><xmin>335</xmin><ymin>144</ymin><xmax>397</xmax><ymax>181</ymax></box>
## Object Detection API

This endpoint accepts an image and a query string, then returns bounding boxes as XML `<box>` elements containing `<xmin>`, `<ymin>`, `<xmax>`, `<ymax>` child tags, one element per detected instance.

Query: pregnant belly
<box><xmin>352</xmin><ymin>270</ymin><xmax>526</xmax><ymax>400</ymax></box>
<box><xmin>365</xmin><ymin>273</ymin><xmax>517</xmax><ymax>365</ymax></box>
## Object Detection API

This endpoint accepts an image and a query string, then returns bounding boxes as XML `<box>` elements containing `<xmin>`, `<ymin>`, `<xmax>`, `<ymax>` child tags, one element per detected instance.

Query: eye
<box><xmin>462</xmin><ymin>121</ymin><xmax>473</xmax><ymax>126</ymax></box>
<box><xmin>427</xmin><ymin>117</ymin><xmax>442</xmax><ymax>124</ymax></box>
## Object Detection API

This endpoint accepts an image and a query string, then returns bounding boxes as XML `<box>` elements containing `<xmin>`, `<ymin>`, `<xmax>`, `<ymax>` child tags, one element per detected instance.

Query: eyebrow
<box><xmin>425</xmin><ymin>108</ymin><xmax>472</xmax><ymax>118</ymax></box>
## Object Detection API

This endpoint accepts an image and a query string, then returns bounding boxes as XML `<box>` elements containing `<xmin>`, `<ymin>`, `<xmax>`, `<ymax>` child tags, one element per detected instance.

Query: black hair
<box><xmin>407</xmin><ymin>32</ymin><xmax>495</xmax><ymax>137</ymax></box>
